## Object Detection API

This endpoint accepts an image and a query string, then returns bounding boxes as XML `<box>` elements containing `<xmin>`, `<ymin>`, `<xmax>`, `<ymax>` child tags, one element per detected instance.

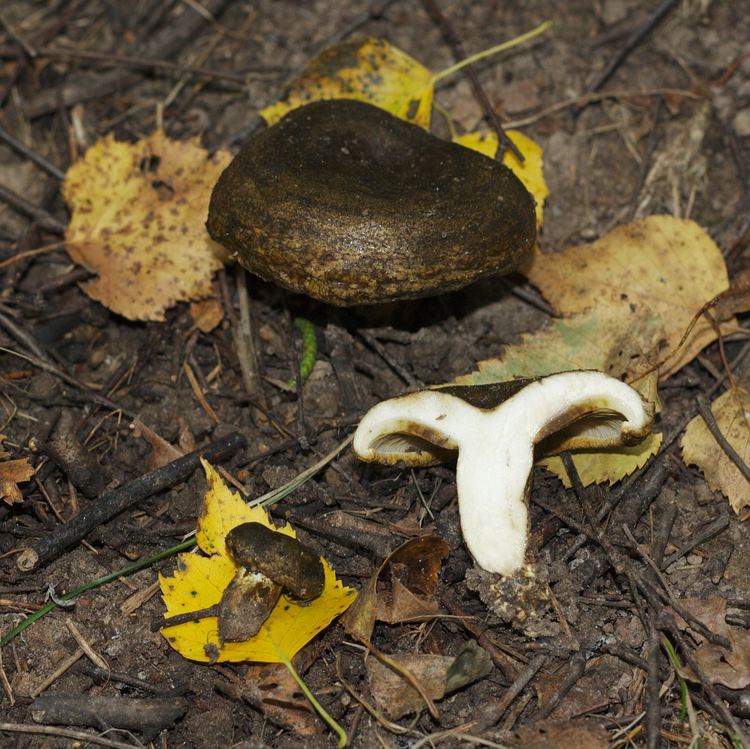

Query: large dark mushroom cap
<box><xmin>207</xmin><ymin>99</ymin><xmax>536</xmax><ymax>306</ymax></box>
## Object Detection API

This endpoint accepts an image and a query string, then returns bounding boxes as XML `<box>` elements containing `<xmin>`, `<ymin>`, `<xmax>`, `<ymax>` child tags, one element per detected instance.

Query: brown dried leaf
<box><xmin>131</xmin><ymin>418</ymin><xmax>183</xmax><ymax>470</ymax></box>
<box><xmin>675</xmin><ymin>596</ymin><xmax>750</xmax><ymax>689</ymax></box>
<box><xmin>366</xmin><ymin>641</ymin><xmax>491</xmax><ymax>719</ymax></box>
<box><xmin>242</xmin><ymin>663</ymin><xmax>318</xmax><ymax>737</ymax></box>
<box><xmin>0</xmin><ymin>456</ymin><xmax>35</xmax><ymax>505</ymax></box>
<box><xmin>341</xmin><ymin>536</ymin><xmax>449</xmax><ymax>644</ymax></box>
<box><xmin>189</xmin><ymin>296</ymin><xmax>223</xmax><ymax>333</ymax></box>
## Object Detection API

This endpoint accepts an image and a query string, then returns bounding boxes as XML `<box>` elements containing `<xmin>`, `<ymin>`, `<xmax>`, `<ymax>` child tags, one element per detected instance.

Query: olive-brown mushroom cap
<box><xmin>225</xmin><ymin>522</ymin><xmax>325</xmax><ymax>601</ymax></box>
<box><xmin>207</xmin><ymin>99</ymin><xmax>536</xmax><ymax>306</ymax></box>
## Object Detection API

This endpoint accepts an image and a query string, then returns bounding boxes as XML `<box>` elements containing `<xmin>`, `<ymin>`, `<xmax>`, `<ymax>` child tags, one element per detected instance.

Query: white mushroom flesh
<box><xmin>353</xmin><ymin>371</ymin><xmax>653</xmax><ymax>576</ymax></box>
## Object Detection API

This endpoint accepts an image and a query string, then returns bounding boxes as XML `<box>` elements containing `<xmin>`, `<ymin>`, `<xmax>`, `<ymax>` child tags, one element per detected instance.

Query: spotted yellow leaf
<box><xmin>63</xmin><ymin>131</ymin><xmax>231</xmax><ymax>321</ymax></box>
<box><xmin>160</xmin><ymin>461</ymin><xmax>356</xmax><ymax>663</ymax></box>
<box><xmin>261</xmin><ymin>37</ymin><xmax>433</xmax><ymax>128</ymax></box>
<box><xmin>455</xmin><ymin>130</ymin><xmax>548</xmax><ymax>226</ymax></box>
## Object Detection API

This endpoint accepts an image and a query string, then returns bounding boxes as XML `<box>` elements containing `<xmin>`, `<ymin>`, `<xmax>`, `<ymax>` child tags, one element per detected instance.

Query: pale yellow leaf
<box><xmin>526</xmin><ymin>216</ymin><xmax>733</xmax><ymax>378</ymax></box>
<box><xmin>453</xmin><ymin>310</ymin><xmax>662</xmax><ymax>486</ymax></box>
<box><xmin>682</xmin><ymin>388</ymin><xmax>750</xmax><ymax>513</ymax></box>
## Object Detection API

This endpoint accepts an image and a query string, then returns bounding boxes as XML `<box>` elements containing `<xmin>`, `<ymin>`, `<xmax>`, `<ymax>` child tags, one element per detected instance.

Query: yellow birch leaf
<box><xmin>453</xmin><ymin>310</ymin><xmax>662</xmax><ymax>486</ymax></box>
<box><xmin>261</xmin><ymin>37</ymin><xmax>433</xmax><ymax>128</ymax></box>
<box><xmin>682</xmin><ymin>388</ymin><xmax>750</xmax><ymax>513</ymax></box>
<box><xmin>63</xmin><ymin>131</ymin><xmax>231</xmax><ymax>321</ymax></box>
<box><xmin>525</xmin><ymin>216</ymin><xmax>733</xmax><ymax>379</ymax></box>
<box><xmin>454</xmin><ymin>130</ymin><xmax>548</xmax><ymax>226</ymax></box>
<box><xmin>160</xmin><ymin>461</ymin><xmax>356</xmax><ymax>663</ymax></box>
<box><xmin>541</xmin><ymin>433</ymin><xmax>663</xmax><ymax>487</ymax></box>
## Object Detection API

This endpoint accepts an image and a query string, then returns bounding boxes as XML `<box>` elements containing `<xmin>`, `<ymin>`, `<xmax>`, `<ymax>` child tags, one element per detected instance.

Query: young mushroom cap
<box><xmin>225</xmin><ymin>522</ymin><xmax>325</xmax><ymax>601</ymax></box>
<box><xmin>206</xmin><ymin>99</ymin><xmax>536</xmax><ymax>306</ymax></box>
<box><xmin>353</xmin><ymin>371</ymin><xmax>654</xmax><ymax>576</ymax></box>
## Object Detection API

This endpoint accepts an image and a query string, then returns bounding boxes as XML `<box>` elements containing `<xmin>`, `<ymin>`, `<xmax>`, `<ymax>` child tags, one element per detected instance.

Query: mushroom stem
<box><xmin>354</xmin><ymin>371</ymin><xmax>653</xmax><ymax>576</ymax></box>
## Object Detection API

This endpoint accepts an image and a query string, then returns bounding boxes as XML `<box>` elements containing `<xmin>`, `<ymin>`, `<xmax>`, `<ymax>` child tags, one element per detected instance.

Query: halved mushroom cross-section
<box><xmin>353</xmin><ymin>371</ymin><xmax>654</xmax><ymax>576</ymax></box>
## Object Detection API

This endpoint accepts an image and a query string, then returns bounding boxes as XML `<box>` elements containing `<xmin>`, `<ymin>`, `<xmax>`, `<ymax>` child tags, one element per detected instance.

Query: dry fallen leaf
<box><xmin>675</xmin><ymin>595</ymin><xmax>750</xmax><ymax>689</ymax></box>
<box><xmin>342</xmin><ymin>536</ymin><xmax>448</xmax><ymax>645</ymax></box>
<box><xmin>261</xmin><ymin>37</ymin><xmax>433</xmax><ymax>128</ymax></box>
<box><xmin>241</xmin><ymin>663</ymin><xmax>318</xmax><ymax>737</ymax></box>
<box><xmin>681</xmin><ymin>387</ymin><xmax>750</xmax><ymax>513</ymax></box>
<box><xmin>189</xmin><ymin>297</ymin><xmax>223</xmax><ymax>333</ymax></box>
<box><xmin>0</xmin><ymin>435</ymin><xmax>34</xmax><ymax>505</ymax></box>
<box><xmin>526</xmin><ymin>215</ymin><xmax>733</xmax><ymax>379</ymax></box>
<box><xmin>366</xmin><ymin>641</ymin><xmax>492</xmax><ymax>719</ymax></box>
<box><xmin>63</xmin><ymin>131</ymin><xmax>231</xmax><ymax>321</ymax></box>
<box><xmin>160</xmin><ymin>460</ymin><xmax>355</xmax><ymax>663</ymax></box>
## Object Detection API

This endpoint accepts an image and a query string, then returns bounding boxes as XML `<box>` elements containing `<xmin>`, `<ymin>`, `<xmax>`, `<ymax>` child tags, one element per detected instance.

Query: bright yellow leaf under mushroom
<box><xmin>160</xmin><ymin>460</ymin><xmax>356</xmax><ymax>663</ymax></box>
<box><xmin>455</xmin><ymin>130</ymin><xmax>548</xmax><ymax>227</ymax></box>
<box><xmin>63</xmin><ymin>131</ymin><xmax>231</xmax><ymax>321</ymax></box>
<box><xmin>260</xmin><ymin>37</ymin><xmax>433</xmax><ymax>129</ymax></box>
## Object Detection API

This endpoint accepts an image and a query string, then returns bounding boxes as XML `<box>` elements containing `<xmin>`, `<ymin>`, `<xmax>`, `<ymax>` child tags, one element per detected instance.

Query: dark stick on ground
<box><xmin>660</xmin><ymin>511</ymin><xmax>730</xmax><ymax>571</ymax></box>
<box><xmin>474</xmin><ymin>653</ymin><xmax>546</xmax><ymax>731</ymax></box>
<box><xmin>584</xmin><ymin>0</ymin><xmax>679</xmax><ymax>95</ymax></box>
<box><xmin>23</xmin><ymin>0</ymin><xmax>233</xmax><ymax>119</ymax></box>
<box><xmin>528</xmin><ymin>647</ymin><xmax>588</xmax><ymax>722</ymax></box>
<box><xmin>0</xmin><ymin>124</ymin><xmax>64</xmax><ymax>180</ymax></box>
<box><xmin>358</xmin><ymin>329</ymin><xmax>422</xmax><ymax>390</ymax></box>
<box><xmin>16</xmin><ymin>431</ymin><xmax>247</xmax><ymax>572</ymax></box>
<box><xmin>29</xmin><ymin>693</ymin><xmax>188</xmax><ymax>741</ymax></box>
<box><xmin>41</xmin><ymin>409</ymin><xmax>107</xmax><ymax>499</ymax></box>
<box><xmin>0</xmin><ymin>183</ymin><xmax>65</xmax><ymax>234</ymax></box>
<box><xmin>645</xmin><ymin>623</ymin><xmax>661</xmax><ymax>749</ymax></box>
<box><xmin>419</xmin><ymin>0</ymin><xmax>524</xmax><ymax>162</ymax></box>
<box><xmin>442</xmin><ymin>590</ymin><xmax>522</xmax><ymax>681</ymax></box>
<box><xmin>650</xmin><ymin>501</ymin><xmax>678</xmax><ymax>568</ymax></box>
<box><xmin>0</xmin><ymin>0</ymin><xmax>80</xmax><ymax>108</ymax></box>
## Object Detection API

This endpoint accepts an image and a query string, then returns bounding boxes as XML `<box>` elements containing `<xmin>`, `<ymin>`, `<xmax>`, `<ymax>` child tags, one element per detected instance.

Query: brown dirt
<box><xmin>1</xmin><ymin>1</ymin><xmax>749</xmax><ymax>748</ymax></box>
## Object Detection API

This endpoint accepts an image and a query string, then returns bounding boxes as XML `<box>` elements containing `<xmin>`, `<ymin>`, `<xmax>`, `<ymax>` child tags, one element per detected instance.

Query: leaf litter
<box><xmin>4</xmin><ymin>7</ymin><xmax>750</xmax><ymax>748</ymax></box>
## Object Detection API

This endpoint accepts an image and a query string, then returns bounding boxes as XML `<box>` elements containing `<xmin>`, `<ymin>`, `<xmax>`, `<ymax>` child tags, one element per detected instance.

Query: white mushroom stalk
<box><xmin>353</xmin><ymin>371</ymin><xmax>654</xmax><ymax>576</ymax></box>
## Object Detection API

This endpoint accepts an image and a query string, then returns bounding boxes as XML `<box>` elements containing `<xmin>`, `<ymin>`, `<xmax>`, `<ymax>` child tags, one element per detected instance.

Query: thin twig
<box><xmin>584</xmin><ymin>0</ymin><xmax>679</xmax><ymax>95</ymax></box>
<box><xmin>0</xmin><ymin>723</ymin><xmax>143</xmax><ymax>749</ymax></box>
<box><xmin>0</xmin><ymin>183</ymin><xmax>65</xmax><ymax>234</ymax></box>
<box><xmin>419</xmin><ymin>0</ymin><xmax>523</xmax><ymax>161</ymax></box>
<box><xmin>34</xmin><ymin>44</ymin><xmax>285</xmax><ymax>84</ymax></box>
<box><xmin>233</xmin><ymin>266</ymin><xmax>262</xmax><ymax>396</ymax></box>
<box><xmin>0</xmin><ymin>124</ymin><xmax>64</xmax><ymax>180</ymax></box>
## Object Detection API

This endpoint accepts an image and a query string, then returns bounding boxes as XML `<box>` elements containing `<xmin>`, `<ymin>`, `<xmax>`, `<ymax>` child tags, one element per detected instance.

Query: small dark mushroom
<box><xmin>217</xmin><ymin>522</ymin><xmax>325</xmax><ymax>643</ymax></box>
<box><xmin>225</xmin><ymin>522</ymin><xmax>325</xmax><ymax>601</ymax></box>
<box><xmin>207</xmin><ymin>99</ymin><xmax>536</xmax><ymax>306</ymax></box>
